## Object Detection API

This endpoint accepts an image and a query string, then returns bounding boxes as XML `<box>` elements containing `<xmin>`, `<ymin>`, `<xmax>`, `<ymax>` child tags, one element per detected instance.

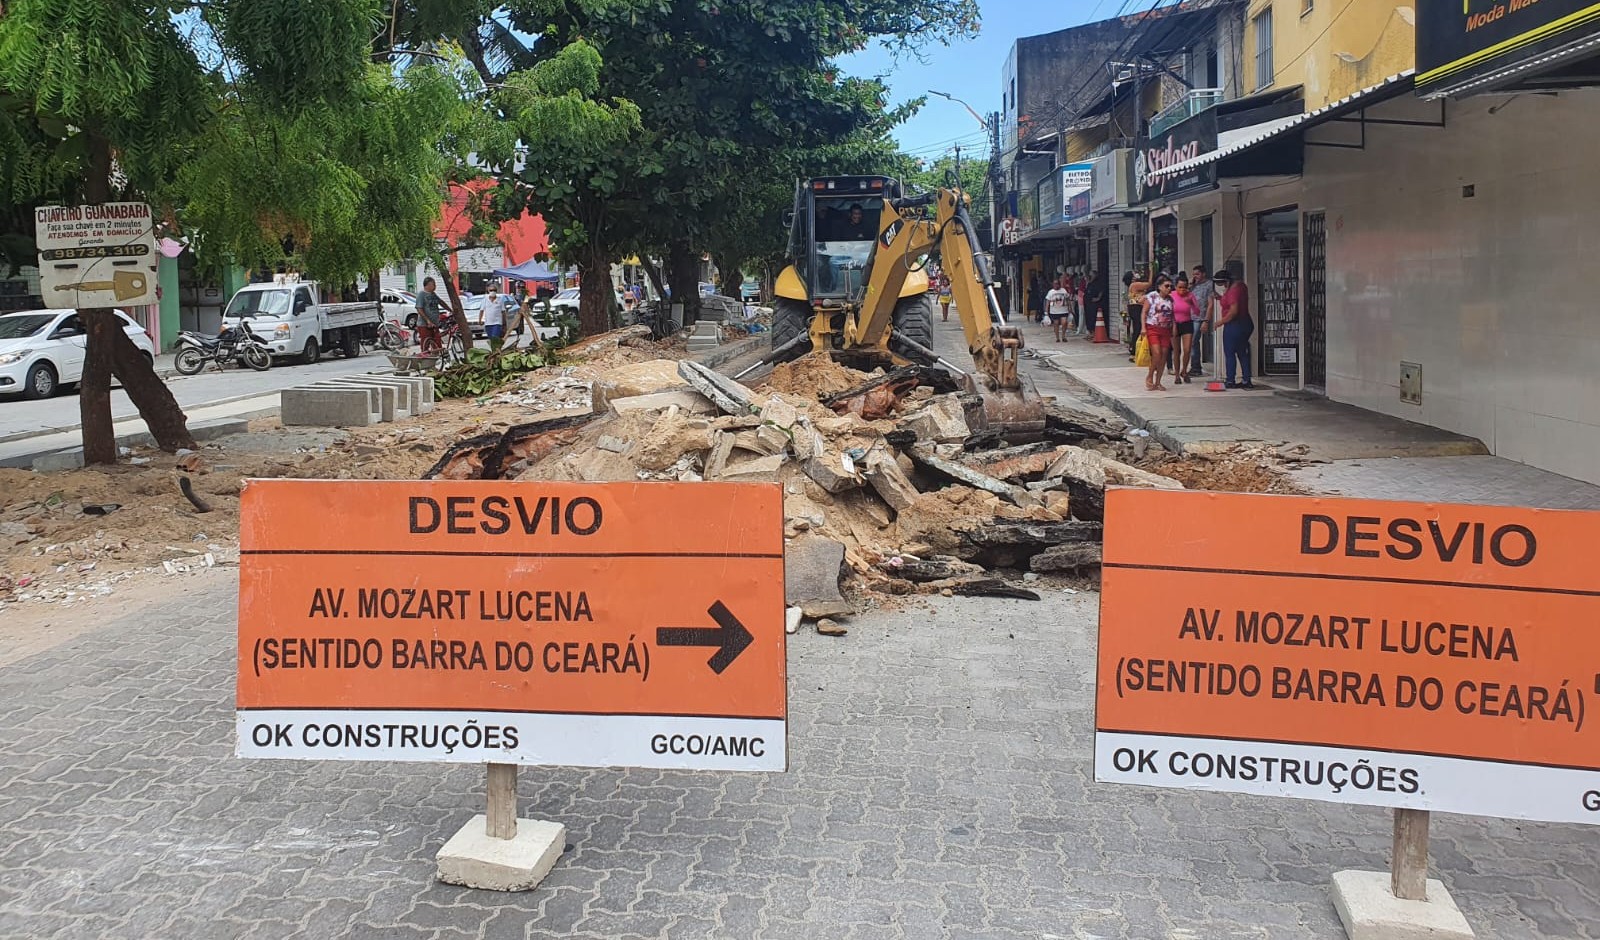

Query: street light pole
<box><xmin>929</xmin><ymin>89</ymin><xmax>990</xmax><ymax>131</ymax></box>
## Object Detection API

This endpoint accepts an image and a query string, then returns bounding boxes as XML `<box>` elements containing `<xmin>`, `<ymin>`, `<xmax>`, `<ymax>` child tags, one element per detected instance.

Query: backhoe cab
<box><xmin>763</xmin><ymin>175</ymin><xmax>1044</xmax><ymax>440</ymax></box>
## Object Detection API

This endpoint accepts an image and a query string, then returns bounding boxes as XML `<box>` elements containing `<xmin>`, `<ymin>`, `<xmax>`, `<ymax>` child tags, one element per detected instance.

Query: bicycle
<box><xmin>430</xmin><ymin>318</ymin><xmax>467</xmax><ymax>368</ymax></box>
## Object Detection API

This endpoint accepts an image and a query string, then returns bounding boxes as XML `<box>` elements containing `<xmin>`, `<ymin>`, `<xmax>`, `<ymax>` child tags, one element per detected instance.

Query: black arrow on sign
<box><xmin>656</xmin><ymin>601</ymin><xmax>753</xmax><ymax>675</ymax></box>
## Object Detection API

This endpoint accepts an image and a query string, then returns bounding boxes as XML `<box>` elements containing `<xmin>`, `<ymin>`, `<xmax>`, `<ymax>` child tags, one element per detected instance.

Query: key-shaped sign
<box><xmin>52</xmin><ymin>270</ymin><xmax>150</xmax><ymax>302</ymax></box>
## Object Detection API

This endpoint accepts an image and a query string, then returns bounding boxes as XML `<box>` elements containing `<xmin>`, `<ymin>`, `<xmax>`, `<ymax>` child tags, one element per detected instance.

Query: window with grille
<box><xmin>1253</xmin><ymin>9</ymin><xmax>1274</xmax><ymax>90</ymax></box>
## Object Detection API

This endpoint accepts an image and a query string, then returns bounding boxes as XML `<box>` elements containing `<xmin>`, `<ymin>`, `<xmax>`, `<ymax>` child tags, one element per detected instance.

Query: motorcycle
<box><xmin>174</xmin><ymin>322</ymin><xmax>272</xmax><ymax>375</ymax></box>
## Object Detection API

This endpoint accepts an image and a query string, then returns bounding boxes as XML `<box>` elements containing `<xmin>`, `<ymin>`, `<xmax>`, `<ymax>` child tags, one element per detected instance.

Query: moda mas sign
<box><xmin>1133</xmin><ymin>109</ymin><xmax>1217</xmax><ymax>205</ymax></box>
<box><xmin>1417</xmin><ymin>0</ymin><xmax>1600</xmax><ymax>95</ymax></box>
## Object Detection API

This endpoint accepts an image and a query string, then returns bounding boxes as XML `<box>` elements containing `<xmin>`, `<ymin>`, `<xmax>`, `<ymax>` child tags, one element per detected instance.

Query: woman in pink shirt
<box><xmin>1170</xmin><ymin>273</ymin><xmax>1197</xmax><ymax>383</ymax></box>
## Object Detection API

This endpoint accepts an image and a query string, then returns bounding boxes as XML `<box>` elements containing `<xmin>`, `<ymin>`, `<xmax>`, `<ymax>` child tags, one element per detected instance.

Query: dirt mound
<box><xmin>764</xmin><ymin>354</ymin><xmax>868</xmax><ymax>398</ymax></box>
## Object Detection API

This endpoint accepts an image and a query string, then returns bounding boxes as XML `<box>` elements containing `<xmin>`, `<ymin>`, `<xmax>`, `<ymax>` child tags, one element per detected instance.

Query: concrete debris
<box><xmin>590</xmin><ymin>359</ymin><xmax>688</xmax><ymax>411</ymax></box>
<box><xmin>608</xmin><ymin>389</ymin><xmax>718</xmax><ymax>415</ymax></box>
<box><xmin>815</xmin><ymin>618</ymin><xmax>848</xmax><ymax>636</ymax></box>
<box><xmin>861</xmin><ymin>448</ymin><xmax>918</xmax><ymax>511</ymax></box>
<box><xmin>899</xmin><ymin>396</ymin><xmax>969</xmax><ymax>444</ymax></box>
<box><xmin>407</xmin><ymin>345</ymin><xmax>1263</xmax><ymax>621</ymax></box>
<box><xmin>784</xmin><ymin>533</ymin><xmax>847</xmax><ymax>610</ymax></box>
<box><xmin>678</xmin><ymin>360</ymin><xmax>756</xmax><ymax>416</ymax></box>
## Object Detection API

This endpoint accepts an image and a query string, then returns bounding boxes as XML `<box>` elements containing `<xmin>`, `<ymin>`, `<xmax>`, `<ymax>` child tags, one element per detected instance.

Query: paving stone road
<box><xmin>0</xmin><ymin>578</ymin><xmax>1596</xmax><ymax>939</ymax></box>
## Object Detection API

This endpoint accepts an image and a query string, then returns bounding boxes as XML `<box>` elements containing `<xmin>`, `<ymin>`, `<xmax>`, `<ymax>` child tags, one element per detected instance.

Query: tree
<box><xmin>486</xmin><ymin>0</ymin><xmax>978</xmax><ymax>334</ymax></box>
<box><xmin>0</xmin><ymin>1</ymin><xmax>474</xmax><ymax>464</ymax></box>
<box><xmin>905</xmin><ymin>151</ymin><xmax>991</xmax><ymax>231</ymax></box>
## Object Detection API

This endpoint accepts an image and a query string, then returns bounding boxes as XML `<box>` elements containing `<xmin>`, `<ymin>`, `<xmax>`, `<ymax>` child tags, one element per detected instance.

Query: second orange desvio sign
<box><xmin>1096</xmin><ymin>488</ymin><xmax>1600</xmax><ymax>825</ymax></box>
<box><xmin>236</xmin><ymin>480</ymin><xmax>786</xmax><ymax>772</ymax></box>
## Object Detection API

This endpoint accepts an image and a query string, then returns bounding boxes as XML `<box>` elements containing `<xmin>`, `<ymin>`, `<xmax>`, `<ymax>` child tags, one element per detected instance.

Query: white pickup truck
<box><xmin>221</xmin><ymin>278</ymin><xmax>382</xmax><ymax>364</ymax></box>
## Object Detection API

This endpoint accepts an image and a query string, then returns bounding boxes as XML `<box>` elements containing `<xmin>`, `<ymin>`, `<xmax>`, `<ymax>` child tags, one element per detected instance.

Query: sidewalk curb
<box><xmin>693</xmin><ymin>333</ymin><xmax>765</xmax><ymax>370</ymax></box>
<box><xmin>0</xmin><ymin>388</ymin><xmax>288</xmax><ymax>447</ymax></box>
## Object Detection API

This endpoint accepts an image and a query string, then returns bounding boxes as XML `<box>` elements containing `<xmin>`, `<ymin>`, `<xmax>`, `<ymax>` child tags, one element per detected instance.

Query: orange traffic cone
<box><xmin>1092</xmin><ymin>321</ymin><xmax>1111</xmax><ymax>343</ymax></box>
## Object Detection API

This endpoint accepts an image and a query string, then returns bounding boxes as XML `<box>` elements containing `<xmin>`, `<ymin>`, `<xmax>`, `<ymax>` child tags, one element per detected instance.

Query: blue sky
<box><xmin>839</xmin><ymin>0</ymin><xmax>1113</xmax><ymax>161</ymax></box>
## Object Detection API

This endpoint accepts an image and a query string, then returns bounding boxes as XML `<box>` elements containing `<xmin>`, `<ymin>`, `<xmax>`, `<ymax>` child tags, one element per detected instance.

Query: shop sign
<box><xmin>1090</xmin><ymin>149</ymin><xmax>1132</xmax><ymax>212</ymax></box>
<box><xmin>1067</xmin><ymin>189</ymin><xmax>1093</xmax><ymax>222</ymax></box>
<box><xmin>1017</xmin><ymin>190</ymin><xmax>1038</xmax><ymax>235</ymax></box>
<box><xmin>1035</xmin><ymin>172</ymin><xmax>1062</xmax><ymax>228</ymax></box>
<box><xmin>1417</xmin><ymin>0</ymin><xmax>1600</xmax><ymax>96</ymax></box>
<box><xmin>1133</xmin><ymin>109</ymin><xmax>1218</xmax><ymax>205</ymax></box>
<box><xmin>1097</xmin><ymin>489</ymin><xmax>1600</xmax><ymax>824</ymax></box>
<box><xmin>1061</xmin><ymin>162</ymin><xmax>1093</xmax><ymax>222</ymax></box>
<box><xmin>34</xmin><ymin>203</ymin><xmax>159</xmax><ymax>308</ymax></box>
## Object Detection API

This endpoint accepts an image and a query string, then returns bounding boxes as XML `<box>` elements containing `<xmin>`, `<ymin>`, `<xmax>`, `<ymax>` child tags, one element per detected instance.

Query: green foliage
<box><xmin>210</xmin><ymin>0</ymin><xmax>383</xmax><ymax>110</ymax></box>
<box><xmin>0</xmin><ymin>0</ymin><xmax>481</xmax><ymax>285</ymax></box>
<box><xmin>481</xmin><ymin>0</ymin><xmax>977</xmax><ymax>330</ymax></box>
<box><xmin>434</xmin><ymin>342</ymin><xmax>549</xmax><ymax>397</ymax></box>
<box><xmin>173</xmin><ymin>60</ymin><xmax>470</xmax><ymax>282</ymax></box>
<box><xmin>905</xmin><ymin>151</ymin><xmax>991</xmax><ymax>229</ymax></box>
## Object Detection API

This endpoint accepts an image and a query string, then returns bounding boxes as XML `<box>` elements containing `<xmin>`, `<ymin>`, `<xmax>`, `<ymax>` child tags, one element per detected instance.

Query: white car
<box><xmin>0</xmin><ymin>309</ymin><xmax>156</xmax><ymax>399</ymax></box>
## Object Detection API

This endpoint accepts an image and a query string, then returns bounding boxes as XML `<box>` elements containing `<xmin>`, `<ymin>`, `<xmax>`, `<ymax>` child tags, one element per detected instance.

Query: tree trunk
<box><xmin>74</xmin><ymin>135</ymin><xmax>193</xmax><ymax>462</ymax></box>
<box><xmin>715</xmin><ymin>255</ymin><xmax>742</xmax><ymax>299</ymax></box>
<box><xmin>667</xmin><ymin>240</ymin><xmax>700</xmax><ymax>326</ymax></box>
<box><xmin>109</xmin><ymin>327</ymin><xmax>194</xmax><ymax>451</ymax></box>
<box><xmin>577</xmin><ymin>255</ymin><xmax>611</xmax><ymax>337</ymax></box>
<box><xmin>79</xmin><ymin>310</ymin><xmax>119</xmax><ymax>465</ymax></box>
<box><xmin>641</xmin><ymin>259</ymin><xmax>667</xmax><ymax>300</ymax></box>
<box><xmin>368</xmin><ymin>268</ymin><xmax>382</xmax><ymax>302</ymax></box>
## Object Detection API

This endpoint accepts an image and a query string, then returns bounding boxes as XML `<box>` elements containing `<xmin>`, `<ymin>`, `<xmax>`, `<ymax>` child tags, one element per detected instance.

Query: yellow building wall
<box><xmin>1247</xmin><ymin>0</ymin><xmax>1416</xmax><ymax>110</ymax></box>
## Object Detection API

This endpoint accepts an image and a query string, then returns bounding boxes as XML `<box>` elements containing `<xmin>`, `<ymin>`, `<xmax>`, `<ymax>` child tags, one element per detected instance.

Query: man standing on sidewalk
<box><xmin>1188</xmin><ymin>265</ymin><xmax>1216</xmax><ymax>377</ymax></box>
<box><xmin>415</xmin><ymin>277</ymin><xmax>445</xmax><ymax>354</ymax></box>
<box><xmin>1213</xmin><ymin>269</ymin><xmax>1255</xmax><ymax>389</ymax></box>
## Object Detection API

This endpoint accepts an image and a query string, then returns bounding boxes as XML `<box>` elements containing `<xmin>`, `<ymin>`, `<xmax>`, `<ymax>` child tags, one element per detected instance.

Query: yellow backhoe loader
<box><xmin>738</xmin><ymin>175</ymin><xmax>1044</xmax><ymax>438</ymax></box>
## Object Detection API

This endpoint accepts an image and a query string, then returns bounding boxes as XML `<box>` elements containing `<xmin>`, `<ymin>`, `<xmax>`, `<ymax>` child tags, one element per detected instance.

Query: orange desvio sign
<box><xmin>236</xmin><ymin>480</ymin><xmax>786</xmax><ymax>772</ymax></box>
<box><xmin>1096</xmin><ymin>489</ymin><xmax>1600</xmax><ymax>824</ymax></box>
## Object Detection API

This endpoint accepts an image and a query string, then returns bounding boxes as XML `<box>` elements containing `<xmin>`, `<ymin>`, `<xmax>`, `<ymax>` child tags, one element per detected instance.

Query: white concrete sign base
<box><xmin>1331</xmin><ymin>870</ymin><xmax>1475</xmax><ymax>940</ymax></box>
<box><xmin>436</xmin><ymin>815</ymin><xmax>566</xmax><ymax>892</ymax></box>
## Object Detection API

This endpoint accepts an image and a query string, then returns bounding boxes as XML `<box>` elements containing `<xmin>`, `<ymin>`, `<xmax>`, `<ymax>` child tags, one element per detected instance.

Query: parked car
<box><xmin>0</xmin><ymin>309</ymin><xmax>155</xmax><ymax>399</ymax></box>
<box><xmin>546</xmin><ymin>287</ymin><xmax>626</xmax><ymax>313</ymax></box>
<box><xmin>379</xmin><ymin>289</ymin><xmax>415</xmax><ymax>324</ymax></box>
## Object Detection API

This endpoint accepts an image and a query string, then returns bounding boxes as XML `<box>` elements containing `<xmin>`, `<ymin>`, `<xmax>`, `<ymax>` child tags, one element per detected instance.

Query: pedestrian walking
<box><xmin>1085</xmin><ymin>274</ymin><xmax>1105</xmax><ymax>339</ymax></box>
<box><xmin>1124</xmin><ymin>268</ymin><xmax>1150</xmax><ymax>361</ymax></box>
<box><xmin>482</xmin><ymin>288</ymin><xmax>507</xmax><ymax>341</ymax></box>
<box><xmin>414</xmin><ymin>276</ymin><xmax>445</xmax><ymax>354</ymax></box>
<box><xmin>1171</xmin><ymin>274</ymin><xmax>1196</xmax><ymax>383</ymax></box>
<box><xmin>1188</xmin><ymin>265</ymin><xmax>1215</xmax><ymax>376</ymax></box>
<box><xmin>1214</xmin><ymin>269</ymin><xmax>1255</xmax><ymax>388</ymax></box>
<box><xmin>1046</xmin><ymin>278</ymin><xmax>1072</xmax><ymax>342</ymax></box>
<box><xmin>937</xmin><ymin>271</ymin><xmax>953</xmax><ymax>321</ymax></box>
<box><xmin>1142</xmin><ymin>276</ymin><xmax>1175</xmax><ymax>391</ymax></box>
<box><xmin>1029</xmin><ymin>273</ymin><xmax>1047</xmax><ymax>324</ymax></box>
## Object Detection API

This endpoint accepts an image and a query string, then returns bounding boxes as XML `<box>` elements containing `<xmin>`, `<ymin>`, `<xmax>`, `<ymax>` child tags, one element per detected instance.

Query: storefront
<box><xmin>1253</xmin><ymin>206</ymin><xmax>1300</xmax><ymax>378</ymax></box>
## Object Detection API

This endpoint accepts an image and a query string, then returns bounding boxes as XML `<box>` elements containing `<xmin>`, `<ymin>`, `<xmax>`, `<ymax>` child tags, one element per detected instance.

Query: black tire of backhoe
<box><xmin>770</xmin><ymin>297</ymin><xmax>812</xmax><ymax>362</ymax></box>
<box><xmin>891</xmin><ymin>293</ymin><xmax>935</xmax><ymax>355</ymax></box>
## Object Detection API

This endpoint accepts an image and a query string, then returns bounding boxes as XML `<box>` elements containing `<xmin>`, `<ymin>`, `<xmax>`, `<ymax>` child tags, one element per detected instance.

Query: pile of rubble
<box><xmin>423</xmin><ymin>350</ymin><xmax>1202</xmax><ymax>631</ymax></box>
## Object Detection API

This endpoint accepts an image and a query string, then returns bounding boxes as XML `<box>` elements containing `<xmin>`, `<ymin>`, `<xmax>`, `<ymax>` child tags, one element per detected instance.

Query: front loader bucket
<box><xmin>959</xmin><ymin>372</ymin><xmax>1047</xmax><ymax>442</ymax></box>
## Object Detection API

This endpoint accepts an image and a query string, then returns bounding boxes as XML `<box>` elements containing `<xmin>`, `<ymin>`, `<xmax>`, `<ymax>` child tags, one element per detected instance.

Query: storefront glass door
<box><xmin>1255</xmin><ymin>208</ymin><xmax>1300</xmax><ymax>378</ymax></box>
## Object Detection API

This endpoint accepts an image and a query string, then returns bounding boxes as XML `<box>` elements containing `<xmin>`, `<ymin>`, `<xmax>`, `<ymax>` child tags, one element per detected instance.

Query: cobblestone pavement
<box><xmin>1</xmin><ymin>582</ymin><xmax>1597</xmax><ymax>939</ymax></box>
<box><xmin>1289</xmin><ymin>455</ymin><xmax>1600</xmax><ymax>509</ymax></box>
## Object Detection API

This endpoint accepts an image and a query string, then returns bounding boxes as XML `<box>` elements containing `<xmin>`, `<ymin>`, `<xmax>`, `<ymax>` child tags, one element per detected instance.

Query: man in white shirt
<box><xmin>482</xmin><ymin>289</ymin><xmax>507</xmax><ymax>341</ymax></box>
<box><xmin>1045</xmin><ymin>279</ymin><xmax>1073</xmax><ymax>343</ymax></box>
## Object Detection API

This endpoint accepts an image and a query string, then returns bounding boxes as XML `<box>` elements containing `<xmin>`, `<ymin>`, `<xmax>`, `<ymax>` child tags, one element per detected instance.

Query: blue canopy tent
<box><xmin>490</xmin><ymin>258</ymin><xmax>569</xmax><ymax>284</ymax></box>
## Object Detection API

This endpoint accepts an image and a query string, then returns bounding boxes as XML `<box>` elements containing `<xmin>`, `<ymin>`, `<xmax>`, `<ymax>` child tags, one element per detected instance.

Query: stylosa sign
<box><xmin>1133</xmin><ymin>109</ymin><xmax>1218</xmax><ymax>205</ymax></box>
<box><xmin>1417</xmin><ymin>0</ymin><xmax>1600</xmax><ymax>96</ymax></box>
<box><xmin>1096</xmin><ymin>489</ymin><xmax>1600</xmax><ymax>825</ymax></box>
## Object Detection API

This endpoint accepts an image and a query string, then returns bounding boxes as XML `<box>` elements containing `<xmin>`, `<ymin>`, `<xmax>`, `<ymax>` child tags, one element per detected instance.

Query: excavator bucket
<box><xmin>959</xmin><ymin>323</ymin><xmax>1047</xmax><ymax>440</ymax></box>
<box><xmin>960</xmin><ymin>372</ymin><xmax>1048</xmax><ymax>441</ymax></box>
